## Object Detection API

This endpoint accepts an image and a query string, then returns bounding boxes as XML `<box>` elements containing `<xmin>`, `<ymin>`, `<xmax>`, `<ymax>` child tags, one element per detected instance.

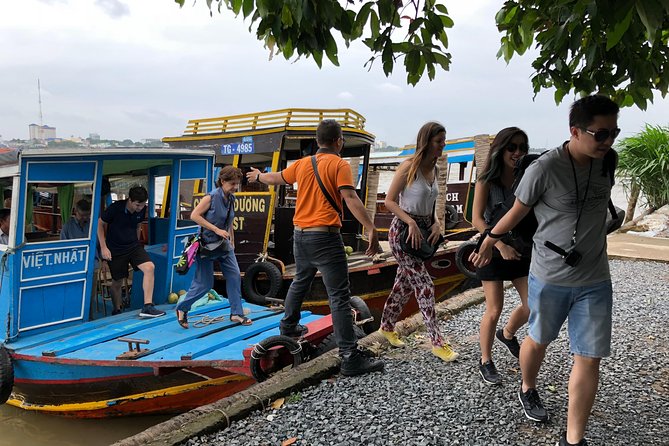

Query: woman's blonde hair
<box><xmin>216</xmin><ymin>166</ymin><xmax>243</xmax><ymax>187</ymax></box>
<box><xmin>405</xmin><ymin>122</ymin><xmax>446</xmax><ymax>187</ymax></box>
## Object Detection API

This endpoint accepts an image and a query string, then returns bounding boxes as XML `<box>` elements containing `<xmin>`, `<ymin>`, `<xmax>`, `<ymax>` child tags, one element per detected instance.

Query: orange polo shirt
<box><xmin>281</xmin><ymin>152</ymin><xmax>354</xmax><ymax>228</ymax></box>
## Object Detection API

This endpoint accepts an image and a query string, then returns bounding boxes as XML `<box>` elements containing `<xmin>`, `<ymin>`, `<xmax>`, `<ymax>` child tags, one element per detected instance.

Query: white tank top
<box><xmin>399</xmin><ymin>167</ymin><xmax>438</xmax><ymax>216</ymax></box>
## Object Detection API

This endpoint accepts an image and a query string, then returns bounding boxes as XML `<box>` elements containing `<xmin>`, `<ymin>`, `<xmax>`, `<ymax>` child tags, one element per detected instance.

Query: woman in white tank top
<box><xmin>377</xmin><ymin>122</ymin><xmax>459</xmax><ymax>363</ymax></box>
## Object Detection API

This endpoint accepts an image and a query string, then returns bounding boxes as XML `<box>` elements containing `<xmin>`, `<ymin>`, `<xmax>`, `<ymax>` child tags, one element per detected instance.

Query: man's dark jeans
<box><xmin>280</xmin><ymin>230</ymin><xmax>357</xmax><ymax>355</ymax></box>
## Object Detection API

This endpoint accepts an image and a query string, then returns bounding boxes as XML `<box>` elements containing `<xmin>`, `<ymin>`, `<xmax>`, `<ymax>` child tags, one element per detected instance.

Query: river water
<box><xmin>0</xmin><ymin>404</ymin><xmax>169</xmax><ymax>446</ymax></box>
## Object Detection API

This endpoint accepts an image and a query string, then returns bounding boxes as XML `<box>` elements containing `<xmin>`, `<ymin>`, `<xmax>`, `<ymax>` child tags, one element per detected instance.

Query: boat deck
<box><xmin>7</xmin><ymin>300</ymin><xmax>323</xmax><ymax>367</ymax></box>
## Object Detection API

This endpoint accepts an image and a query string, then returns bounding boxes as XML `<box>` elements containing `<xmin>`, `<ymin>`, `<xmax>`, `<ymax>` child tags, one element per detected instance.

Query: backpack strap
<box><xmin>310</xmin><ymin>155</ymin><xmax>342</xmax><ymax>220</ymax></box>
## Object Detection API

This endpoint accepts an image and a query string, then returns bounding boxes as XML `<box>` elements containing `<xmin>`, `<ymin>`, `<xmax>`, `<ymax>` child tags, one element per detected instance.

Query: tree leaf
<box><xmin>281</xmin><ymin>438</ymin><xmax>297</xmax><ymax>446</ymax></box>
<box><xmin>606</xmin><ymin>7</ymin><xmax>633</xmax><ymax>50</ymax></box>
<box><xmin>271</xmin><ymin>397</ymin><xmax>285</xmax><ymax>409</ymax></box>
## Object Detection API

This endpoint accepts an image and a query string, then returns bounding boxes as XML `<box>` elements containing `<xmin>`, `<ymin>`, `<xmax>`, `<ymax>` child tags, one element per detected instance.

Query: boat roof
<box><xmin>163</xmin><ymin>108</ymin><xmax>375</xmax><ymax>144</ymax></box>
<box><xmin>370</xmin><ymin>136</ymin><xmax>480</xmax><ymax>166</ymax></box>
<box><xmin>0</xmin><ymin>146</ymin><xmax>215</xmax><ymax>176</ymax></box>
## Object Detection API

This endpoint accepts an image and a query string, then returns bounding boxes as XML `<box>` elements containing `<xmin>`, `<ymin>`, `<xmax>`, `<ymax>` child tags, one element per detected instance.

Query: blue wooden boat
<box><xmin>0</xmin><ymin>146</ymin><xmax>333</xmax><ymax>417</ymax></box>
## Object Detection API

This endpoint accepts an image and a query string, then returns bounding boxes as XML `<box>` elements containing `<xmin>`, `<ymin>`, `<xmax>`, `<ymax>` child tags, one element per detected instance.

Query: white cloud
<box><xmin>376</xmin><ymin>83</ymin><xmax>403</xmax><ymax>94</ymax></box>
<box><xmin>95</xmin><ymin>0</ymin><xmax>129</xmax><ymax>18</ymax></box>
<box><xmin>1</xmin><ymin>0</ymin><xmax>669</xmax><ymax>147</ymax></box>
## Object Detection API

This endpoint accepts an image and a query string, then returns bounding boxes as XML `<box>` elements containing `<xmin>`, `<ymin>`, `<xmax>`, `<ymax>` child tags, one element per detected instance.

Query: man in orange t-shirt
<box><xmin>247</xmin><ymin>119</ymin><xmax>383</xmax><ymax>377</ymax></box>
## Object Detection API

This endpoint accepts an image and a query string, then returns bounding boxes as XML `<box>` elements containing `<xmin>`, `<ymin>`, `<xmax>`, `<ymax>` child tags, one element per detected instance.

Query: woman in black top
<box><xmin>471</xmin><ymin>127</ymin><xmax>531</xmax><ymax>385</ymax></box>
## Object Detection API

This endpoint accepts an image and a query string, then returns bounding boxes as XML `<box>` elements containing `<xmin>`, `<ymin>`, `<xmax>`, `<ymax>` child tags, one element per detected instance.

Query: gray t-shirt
<box><xmin>514</xmin><ymin>145</ymin><xmax>612</xmax><ymax>286</ymax></box>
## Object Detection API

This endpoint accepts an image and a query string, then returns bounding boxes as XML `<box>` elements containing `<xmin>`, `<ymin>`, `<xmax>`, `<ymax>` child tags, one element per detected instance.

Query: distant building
<box><xmin>89</xmin><ymin>133</ymin><xmax>100</xmax><ymax>142</ymax></box>
<box><xmin>29</xmin><ymin>124</ymin><xmax>56</xmax><ymax>141</ymax></box>
<box><xmin>141</xmin><ymin>138</ymin><xmax>162</xmax><ymax>145</ymax></box>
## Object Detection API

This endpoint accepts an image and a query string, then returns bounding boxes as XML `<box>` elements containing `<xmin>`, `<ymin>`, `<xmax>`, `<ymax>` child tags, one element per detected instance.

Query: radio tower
<box><xmin>38</xmin><ymin>78</ymin><xmax>44</xmax><ymax>142</ymax></box>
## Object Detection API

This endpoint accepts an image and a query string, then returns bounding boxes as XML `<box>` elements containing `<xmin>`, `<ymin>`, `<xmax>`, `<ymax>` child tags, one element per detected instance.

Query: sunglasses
<box><xmin>580</xmin><ymin>127</ymin><xmax>621</xmax><ymax>142</ymax></box>
<box><xmin>504</xmin><ymin>142</ymin><xmax>529</xmax><ymax>153</ymax></box>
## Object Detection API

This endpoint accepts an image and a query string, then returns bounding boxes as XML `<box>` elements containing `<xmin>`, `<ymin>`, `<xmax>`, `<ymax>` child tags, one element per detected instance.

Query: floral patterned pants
<box><xmin>380</xmin><ymin>216</ymin><xmax>444</xmax><ymax>347</ymax></box>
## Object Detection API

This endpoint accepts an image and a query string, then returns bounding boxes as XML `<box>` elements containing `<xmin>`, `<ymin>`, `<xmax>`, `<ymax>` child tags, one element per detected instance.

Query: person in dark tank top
<box><xmin>471</xmin><ymin>127</ymin><xmax>532</xmax><ymax>386</ymax></box>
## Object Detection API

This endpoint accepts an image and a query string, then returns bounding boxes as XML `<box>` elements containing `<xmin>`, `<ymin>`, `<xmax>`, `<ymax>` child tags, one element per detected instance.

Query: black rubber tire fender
<box><xmin>349</xmin><ymin>295</ymin><xmax>375</xmax><ymax>335</ymax></box>
<box><xmin>455</xmin><ymin>240</ymin><xmax>479</xmax><ymax>280</ymax></box>
<box><xmin>0</xmin><ymin>345</ymin><xmax>14</xmax><ymax>405</ymax></box>
<box><xmin>250</xmin><ymin>335</ymin><xmax>303</xmax><ymax>382</ymax></box>
<box><xmin>444</xmin><ymin>204</ymin><xmax>460</xmax><ymax>229</ymax></box>
<box><xmin>242</xmin><ymin>261</ymin><xmax>283</xmax><ymax>305</ymax></box>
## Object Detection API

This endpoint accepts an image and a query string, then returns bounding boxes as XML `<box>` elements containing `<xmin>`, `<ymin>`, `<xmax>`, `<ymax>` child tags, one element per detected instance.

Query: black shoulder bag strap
<box><xmin>310</xmin><ymin>155</ymin><xmax>342</xmax><ymax>220</ymax></box>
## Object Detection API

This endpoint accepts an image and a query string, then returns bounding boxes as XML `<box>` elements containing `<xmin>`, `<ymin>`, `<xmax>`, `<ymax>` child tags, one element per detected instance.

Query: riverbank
<box><xmin>178</xmin><ymin>259</ymin><xmax>668</xmax><ymax>446</ymax></box>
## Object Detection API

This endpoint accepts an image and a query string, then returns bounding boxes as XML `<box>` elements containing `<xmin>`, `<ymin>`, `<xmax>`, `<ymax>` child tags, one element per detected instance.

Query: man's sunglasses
<box><xmin>580</xmin><ymin>127</ymin><xmax>621</xmax><ymax>142</ymax></box>
<box><xmin>504</xmin><ymin>142</ymin><xmax>529</xmax><ymax>153</ymax></box>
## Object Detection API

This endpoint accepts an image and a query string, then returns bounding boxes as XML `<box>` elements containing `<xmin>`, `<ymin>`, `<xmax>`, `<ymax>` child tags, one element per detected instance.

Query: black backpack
<box><xmin>511</xmin><ymin>149</ymin><xmax>625</xmax><ymax>238</ymax></box>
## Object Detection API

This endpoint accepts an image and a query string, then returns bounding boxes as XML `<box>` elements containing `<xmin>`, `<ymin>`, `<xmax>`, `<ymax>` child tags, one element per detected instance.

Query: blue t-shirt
<box><xmin>60</xmin><ymin>216</ymin><xmax>89</xmax><ymax>240</ymax></box>
<box><xmin>101</xmin><ymin>200</ymin><xmax>146</xmax><ymax>255</ymax></box>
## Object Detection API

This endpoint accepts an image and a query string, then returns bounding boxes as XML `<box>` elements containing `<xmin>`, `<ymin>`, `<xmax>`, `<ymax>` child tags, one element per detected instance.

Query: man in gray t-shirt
<box><xmin>470</xmin><ymin>95</ymin><xmax>620</xmax><ymax>446</ymax></box>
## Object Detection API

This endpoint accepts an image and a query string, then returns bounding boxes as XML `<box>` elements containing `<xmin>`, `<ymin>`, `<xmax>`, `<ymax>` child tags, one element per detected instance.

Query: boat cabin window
<box><xmin>25</xmin><ymin>182</ymin><xmax>95</xmax><ymax>243</ymax></box>
<box><xmin>176</xmin><ymin>178</ymin><xmax>203</xmax><ymax>228</ymax></box>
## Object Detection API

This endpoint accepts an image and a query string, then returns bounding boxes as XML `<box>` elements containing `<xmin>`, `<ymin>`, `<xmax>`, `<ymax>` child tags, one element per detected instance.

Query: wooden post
<box><xmin>348</xmin><ymin>156</ymin><xmax>361</xmax><ymax>187</ymax></box>
<box><xmin>473</xmin><ymin>134</ymin><xmax>492</xmax><ymax>181</ymax></box>
<box><xmin>365</xmin><ymin>169</ymin><xmax>380</xmax><ymax>225</ymax></box>
<box><xmin>435</xmin><ymin>154</ymin><xmax>448</xmax><ymax>233</ymax></box>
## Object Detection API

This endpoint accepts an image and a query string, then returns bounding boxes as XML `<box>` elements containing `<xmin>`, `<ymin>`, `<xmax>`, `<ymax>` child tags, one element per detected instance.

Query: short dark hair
<box><xmin>128</xmin><ymin>185</ymin><xmax>148</xmax><ymax>203</ymax></box>
<box><xmin>216</xmin><ymin>166</ymin><xmax>243</xmax><ymax>187</ymax></box>
<box><xmin>0</xmin><ymin>208</ymin><xmax>10</xmax><ymax>222</ymax></box>
<box><xmin>316</xmin><ymin>119</ymin><xmax>342</xmax><ymax>146</ymax></box>
<box><xmin>569</xmin><ymin>95</ymin><xmax>619</xmax><ymax>129</ymax></box>
<box><xmin>75</xmin><ymin>199</ymin><xmax>91</xmax><ymax>212</ymax></box>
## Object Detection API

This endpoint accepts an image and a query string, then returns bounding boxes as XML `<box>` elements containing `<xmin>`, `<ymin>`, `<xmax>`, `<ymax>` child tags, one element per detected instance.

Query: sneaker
<box><xmin>496</xmin><ymin>328</ymin><xmax>521</xmax><ymax>359</ymax></box>
<box><xmin>340</xmin><ymin>350</ymin><xmax>384</xmax><ymax>376</ymax></box>
<box><xmin>378</xmin><ymin>328</ymin><xmax>406</xmax><ymax>348</ymax></box>
<box><xmin>280</xmin><ymin>324</ymin><xmax>308</xmax><ymax>338</ymax></box>
<box><xmin>139</xmin><ymin>304</ymin><xmax>166</xmax><ymax>318</ymax></box>
<box><xmin>518</xmin><ymin>387</ymin><xmax>549</xmax><ymax>422</ymax></box>
<box><xmin>111</xmin><ymin>308</ymin><xmax>122</xmax><ymax>316</ymax></box>
<box><xmin>479</xmin><ymin>359</ymin><xmax>502</xmax><ymax>385</ymax></box>
<box><xmin>432</xmin><ymin>344</ymin><xmax>459</xmax><ymax>362</ymax></box>
<box><xmin>557</xmin><ymin>432</ymin><xmax>588</xmax><ymax>446</ymax></box>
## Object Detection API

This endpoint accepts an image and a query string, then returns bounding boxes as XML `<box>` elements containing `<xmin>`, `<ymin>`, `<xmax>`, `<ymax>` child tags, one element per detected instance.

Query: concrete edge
<box><xmin>112</xmin><ymin>286</ymin><xmax>487</xmax><ymax>446</ymax></box>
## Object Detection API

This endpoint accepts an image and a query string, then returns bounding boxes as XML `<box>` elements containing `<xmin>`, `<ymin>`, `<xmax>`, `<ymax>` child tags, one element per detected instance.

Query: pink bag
<box><xmin>175</xmin><ymin>235</ymin><xmax>200</xmax><ymax>275</ymax></box>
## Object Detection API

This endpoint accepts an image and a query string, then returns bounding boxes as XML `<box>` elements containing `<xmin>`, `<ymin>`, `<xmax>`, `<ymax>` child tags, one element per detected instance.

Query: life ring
<box><xmin>242</xmin><ymin>261</ymin><xmax>283</xmax><ymax>305</ymax></box>
<box><xmin>444</xmin><ymin>204</ymin><xmax>460</xmax><ymax>229</ymax></box>
<box><xmin>0</xmin><ymin>345</ymin><xmax>14</xmax><ymax>405</ymax></box>
<box><xmin>455</xmin><ymin>240</ymin><xmax>479</xmax><ymax>280</ymax></box>
<box><xmin>250</xmin><ymin>335</ymin><xmax>303</xmax><ymax>382</ymax></box>
<box><xmin>350</xmin><ymin>296</ymin><xmax>376</xmax><ymax>334</ymax></box>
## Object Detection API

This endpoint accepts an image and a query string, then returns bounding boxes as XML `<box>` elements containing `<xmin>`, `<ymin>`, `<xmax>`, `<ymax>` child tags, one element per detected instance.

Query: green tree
<box><xmin>175</xmin><ymin>0</ymin><xmax>453</xmax><ymax>85</ymax></box>
<box><xmin>497</xmin><ymin>0</ymin><xmax>669</xmax><ymax>110</ymax></box>
<box><xmin>176</xmin><ymin>0</ymin><xmax>669</xmax><ymax>108</ymax></box>
<box><xmin>616</xmin><ymin>124</ymin><xmax>669</xmax><ymax>216</ymax></box>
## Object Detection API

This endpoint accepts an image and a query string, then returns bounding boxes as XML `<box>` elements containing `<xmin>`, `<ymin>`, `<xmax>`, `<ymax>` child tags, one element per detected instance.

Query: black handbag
<box><xmin>399</xmin><ymin>224</ymin><xmax>444</xmax><ymax>260</ymax></box>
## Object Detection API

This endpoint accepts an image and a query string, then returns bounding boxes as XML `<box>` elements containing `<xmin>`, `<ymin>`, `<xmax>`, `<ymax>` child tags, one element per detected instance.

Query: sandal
<box><xmin>230</xmin><ymin>314</ymin><xmax>252</xmax><ymax>326</ymax></box>
<box><xmin>176</xmin><ymin>309</ymin><xmax>189</xmax><ymax>329</ymax></box>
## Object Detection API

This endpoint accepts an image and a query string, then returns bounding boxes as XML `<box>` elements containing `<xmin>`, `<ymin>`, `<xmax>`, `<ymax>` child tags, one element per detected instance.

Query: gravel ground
<box><xmin>185</xmin><ymin>259</ymin><xmax>669</xmax><ymax>446</ymax></box>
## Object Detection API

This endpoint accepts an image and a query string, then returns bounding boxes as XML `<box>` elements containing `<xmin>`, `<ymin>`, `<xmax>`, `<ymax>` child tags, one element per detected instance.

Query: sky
<box><xmin>2</xmin><ymin>0</ymin><xmax>669</xmax><ymax>149</ymax></box>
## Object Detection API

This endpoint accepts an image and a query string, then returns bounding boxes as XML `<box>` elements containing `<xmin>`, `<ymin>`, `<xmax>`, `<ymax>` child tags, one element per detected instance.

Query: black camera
<box><xmin>544</xmin><ymin>241</ymin><xmax>582</xmax><ymax>267</ymax></box>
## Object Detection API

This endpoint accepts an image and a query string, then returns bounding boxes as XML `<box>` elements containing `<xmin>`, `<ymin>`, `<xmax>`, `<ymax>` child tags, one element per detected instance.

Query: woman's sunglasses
<box><xmin>504</xmin><ymin>142</ymin><xmax>529</xmax><ymax>153</ymax></box>
<box><xmin>580</xmin><ymin>127</ymin><xmax>621</xmax><ymax>142</ymax></box>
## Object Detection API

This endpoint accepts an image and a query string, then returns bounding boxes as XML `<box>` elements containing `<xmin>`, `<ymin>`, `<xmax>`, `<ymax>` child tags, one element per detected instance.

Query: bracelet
<box><xmin>256</xmin><ymin>173</ymin><xmax>261</xmax><ymax>183</ymax></box>
<box><xmin>484</xmin><ymin>228</ymin><xmax>506</xmax><ymax>239</ymax></box>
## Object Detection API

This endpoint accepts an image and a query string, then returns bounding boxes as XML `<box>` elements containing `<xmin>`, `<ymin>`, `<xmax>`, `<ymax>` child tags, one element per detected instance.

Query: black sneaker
<box><xmin>139</xmin><ymin>304</ymin><xmax>166</xmax><ymax>318</ymax></box>
<box><xmin>111</xmin><ymin>308</ymin><xmax>122</xmax><ymax>316</ymax></box>
<box><xmin>479</xmin><ymin>360</ymin><xmax>502</xmax><ymax>385</ymax></box>
<box><xmin>340</xmin><ymin>350</ymin><xmax>384</xmax><ymax>376</ymax></box>
<box><xmin>518</xmin><ymin>387</ymin><xmax>549</xmax><ymax>422</ymax></box>
<box><xmin>496</xmin><ymin>328</ymin><xmax>521</xmax><ymax>359</ymax></box>
<box><xmin>557</xmin><ymin>432</ymin><xmax>588</xmax><ymax>446</ymax></box>
<box><xmin>281</xmin><ymin>324</ymin><xmax>308</xmax><ymax>338</ymax></box>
